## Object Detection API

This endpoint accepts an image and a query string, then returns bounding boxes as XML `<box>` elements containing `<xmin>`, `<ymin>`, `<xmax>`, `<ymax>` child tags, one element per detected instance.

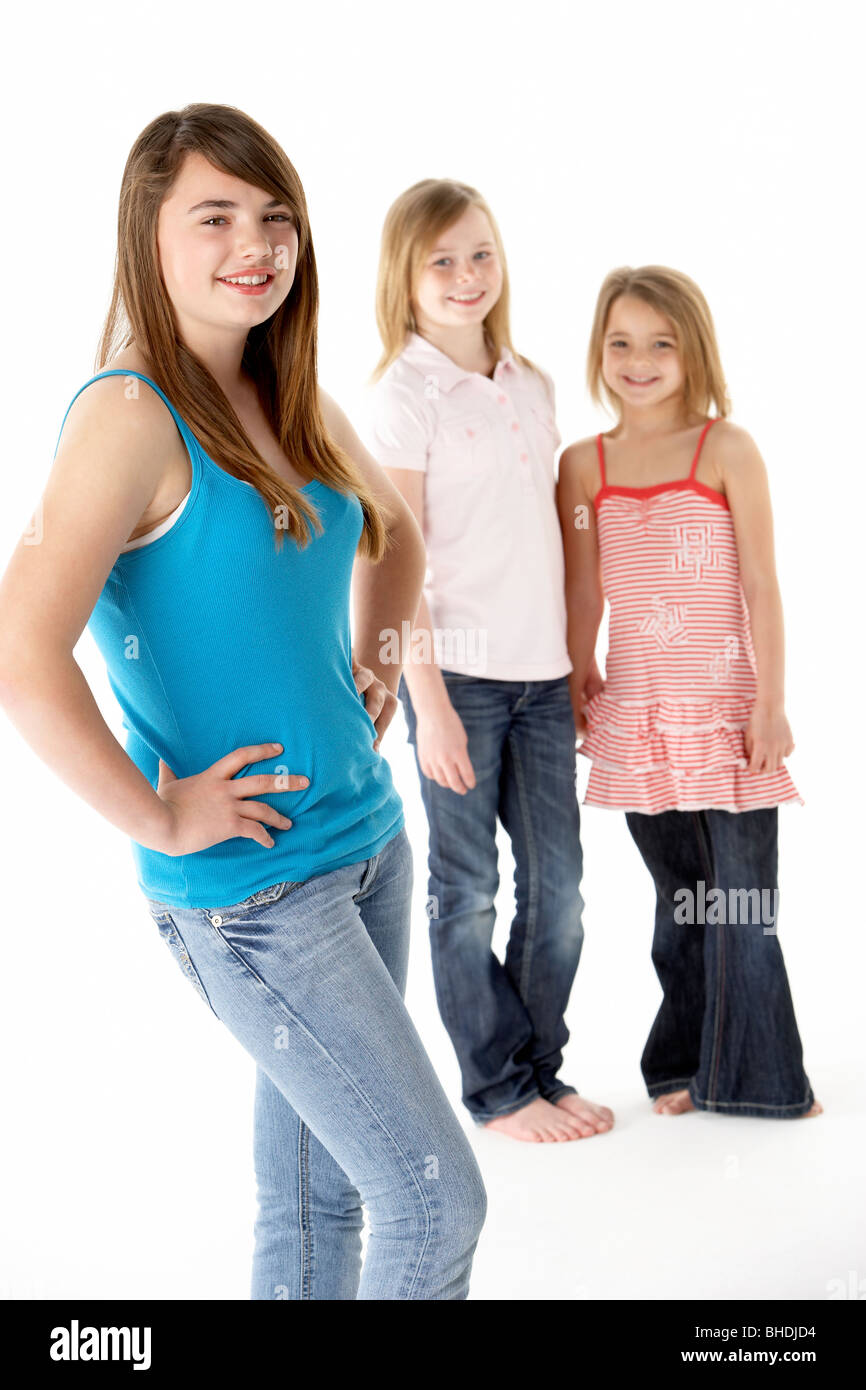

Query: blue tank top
<box><xmin>56</xmin><ymin>370</ymin><xmax>405</xmax><ymax>908</ymax></box>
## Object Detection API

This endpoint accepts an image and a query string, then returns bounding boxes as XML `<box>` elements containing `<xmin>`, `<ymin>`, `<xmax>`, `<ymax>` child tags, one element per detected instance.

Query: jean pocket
<box><xmin>147</xmin><ymin>908</ymin><xmax>218</xmax><ymax>1017</ymax></box>
<box><xmin>203</xmin><ymin>879</ymin><xmax>304</xmax><ymax>928</ymax></box>
<box><xmin>352</xmin><ymin>854</ymin><xmax>381</xmax><ymax>902</ymax></box>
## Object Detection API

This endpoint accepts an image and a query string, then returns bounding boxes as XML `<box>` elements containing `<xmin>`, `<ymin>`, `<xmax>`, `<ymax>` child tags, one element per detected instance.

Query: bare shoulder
<box><xmin>57</xmin><ymin>366</ymin><xmax>180</xmax><ymax>466</ymax></box>
<box><xmin>317</xmin><ymin>384</ymin><xmax>344</xmax><ymax>441</ymax></box>
<box><xmin>560</xmin><ymin>434</ymin><xmax>601</xmax><ymax>464</ymax></box>
<box><xmin>316</xmin><ymin>384</ymin><xmax>409</xmax><ymax>513</ymax></box>
<box><xmin>103</xmin><ymin>344</ymin><xmax>154</xmax><ymax>374</ymax></box>
<box><xmin>52</xmin><ymin>365</ymin><xmax>187</xmax><ymax>545</ymax></box>
<box><xmin>705</xmin><ymin>419</ymin><xmax>765</xmax><ymax>475</ymax></box>
<box><xmin>558</xmin><ymin>434</ymin><xmax>602</xmax><ymax>495</ymax></box>
<box><xmin>0</xmin><ymin>361</ymin><xmax>181</xmax><ymax>655</ymax></box>
<box><xmin>317</xmin><ymin>385</ymin><xmax>364</xmax><ymax>466</ymax></box>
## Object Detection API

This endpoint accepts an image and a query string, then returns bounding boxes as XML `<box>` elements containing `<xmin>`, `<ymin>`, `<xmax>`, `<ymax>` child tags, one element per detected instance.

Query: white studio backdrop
<box><xmin>0</xmin><ymin>0</ymin><xmax>862</xmax><ymax>1300</ymax></box>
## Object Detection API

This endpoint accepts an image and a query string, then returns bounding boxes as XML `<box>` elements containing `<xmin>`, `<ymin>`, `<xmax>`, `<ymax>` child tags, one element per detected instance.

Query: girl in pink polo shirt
<box><xmin>558</xmin><ymin>264</ymin><xmax>819</xmax><ymax>1120</ymax></box>
<box><xmin>364</xmin><ymin>178</ymin><xmax>613</xmax><ymax>1144</ymax></box>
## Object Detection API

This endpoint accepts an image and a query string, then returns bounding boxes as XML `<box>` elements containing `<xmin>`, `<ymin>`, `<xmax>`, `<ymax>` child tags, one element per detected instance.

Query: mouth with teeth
<box><xmin>448</xmin><ymin>291</ymin><xmax>485</xmax><ymax>305</ymax></box>
<box><xmin>217</xmin><ymin>272</ymin><xmax>275</xmax><ymax>296</ymax></box>
<box><xmin>622</xmin><ymin>375</ymin><xmax>660</xmax><ymax>386</ymax></box>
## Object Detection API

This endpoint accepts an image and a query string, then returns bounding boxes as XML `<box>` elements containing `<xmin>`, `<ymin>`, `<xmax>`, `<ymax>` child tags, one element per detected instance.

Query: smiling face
<box><xmin>155</xmin><ymin>150</ymin><xmax>299</xmax><ymax>339</ymax></box>
<box><xmin>601</xmin><ymin>294</ymin><xmax>685</xmax><ymax>412</ymax></box>
<box><xmin>412</xmin><ymin>203</ymin><xmax>503</xmax><ymax>333</ymax></box>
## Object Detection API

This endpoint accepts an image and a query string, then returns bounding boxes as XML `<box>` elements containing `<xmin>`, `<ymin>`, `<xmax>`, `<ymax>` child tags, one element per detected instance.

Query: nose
<box><xmin>455</xmin><ymin>259</ymin><xmax>479</xmax><ymax>283</ymax></box>
<box><xmin>236</xmin><ymin>236</ymin><xmax>272</xmax><ymax>258</ymax></box>
<box><xmin>232</xmin><ymin>215</ymin><xmax>276</xmax><ymax>259</ymax></box>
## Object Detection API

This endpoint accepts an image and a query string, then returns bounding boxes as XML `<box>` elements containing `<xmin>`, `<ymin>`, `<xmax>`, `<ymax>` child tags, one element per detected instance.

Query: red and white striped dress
<box><xmin>578</xmin><ymin>419</ymin><xmax>802</xmax><ymax>813</ymax></box>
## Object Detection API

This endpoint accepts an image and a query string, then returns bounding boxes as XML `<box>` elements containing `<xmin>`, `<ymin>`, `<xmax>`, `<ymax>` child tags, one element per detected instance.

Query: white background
<box><xmin>0</xmin><ymin>0</ymin><xmax>863</xmax><ymax>1300</ymax></box>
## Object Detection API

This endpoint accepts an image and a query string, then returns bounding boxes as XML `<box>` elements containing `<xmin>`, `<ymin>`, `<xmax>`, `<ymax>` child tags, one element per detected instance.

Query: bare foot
<box><xmin>554</xmin><ymin>1094</ymin><xmax>614</xmax><ymax>1136</ymax></box>
<box><xmin>653</xmin><ymin>1089</ymin><xmax>694</xmax><ymax>1115</ymax></box>
<box><xmin>484</xmin><ymin>1096</ymin><xmax>597</xmax><ymax>1143</ymax></box>
<box><xmin>801</xmin><ymin>1100</ymin><xmax>823</xmax><ymax>1117</ymax></box>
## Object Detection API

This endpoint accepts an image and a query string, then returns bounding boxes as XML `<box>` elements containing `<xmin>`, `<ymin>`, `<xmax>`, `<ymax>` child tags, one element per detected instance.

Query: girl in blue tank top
<box><xmin>0</xmin><ymin>103</ymin><xmax>486</xmax><ymax>1299</ymax></box>
<box><xmin>61</xmin><ymin>365</ymin><xmax>406</xmax><ymax>909</ymax></box>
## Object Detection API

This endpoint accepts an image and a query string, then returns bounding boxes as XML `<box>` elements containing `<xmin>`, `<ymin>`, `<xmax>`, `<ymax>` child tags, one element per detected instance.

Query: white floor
<box><xmin>464</xmin><ymin>1068</ymin><xmax>863</xmax><ymax>1301</ymax></box>
<box><xmin>1</xmin><ymin>714</ymin><xmax>862</xmax><ymax>1302</ymax></box>
<box><xmin>401</xmin><ymin>933</ymin><xmax>864</xmax><ymax>1301</ymax></box>
<box><xmin>388</xmin><ymin>735</ymin><xmax>866</xmax><ymax>1302</ymax></box>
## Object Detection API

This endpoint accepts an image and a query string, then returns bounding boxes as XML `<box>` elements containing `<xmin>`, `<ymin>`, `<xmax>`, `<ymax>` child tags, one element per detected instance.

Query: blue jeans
<box><xmin>144</xmin><ymin>825</ymin><xmax>487</xmax><ymax>1298</ymax></box>
<box><xmin>625</xmin><ymin>807</ymin><xmax>815</xmax><ymax>1118</ymax></box>
<box><xmin>398</xmin><ymin>671</ymin><xmax>585</xmax><ymax>1124</ymax></box>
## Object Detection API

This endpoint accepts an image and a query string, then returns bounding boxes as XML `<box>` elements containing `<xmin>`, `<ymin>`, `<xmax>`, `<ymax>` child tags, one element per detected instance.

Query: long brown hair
<box><xmin>586</xmin><ymin>265</ymin><xmax>731</xmax><ymax>422</ymax></box>
<box><xmin>368</xmin><ymin>178</ymin><xmax>548</xmax><ymax>395</ymax></box>
<box><xmin>96</xmin><ymin>102</ymin><xmax>390</xmax><ymax>557</ymax></box>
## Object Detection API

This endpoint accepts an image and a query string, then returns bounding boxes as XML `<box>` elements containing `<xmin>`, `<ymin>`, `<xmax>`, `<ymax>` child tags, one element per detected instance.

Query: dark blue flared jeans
<box><xmin>625</xmin><ymin>806</ymin><xmax>815</xmax><ymax>1118</ymax></box>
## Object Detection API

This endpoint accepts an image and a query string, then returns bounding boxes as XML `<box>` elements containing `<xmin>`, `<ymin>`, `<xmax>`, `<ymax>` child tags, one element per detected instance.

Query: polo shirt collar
<box><xmin>402</xmin><ymin>331</ymin><xmax>517</xmax><ymax>392</ymax></box>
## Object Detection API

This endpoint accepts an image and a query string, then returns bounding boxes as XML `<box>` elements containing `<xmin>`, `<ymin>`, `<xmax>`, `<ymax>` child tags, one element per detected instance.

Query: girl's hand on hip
<box><xmin>154</xmin><ymin>743</ymin><xmax>308</xmax><ymax>854</ymax></box>
<box><xmin>351</xmin><ymin>657</ymin><xmax>398</xmax><ymax>753</ymax></box>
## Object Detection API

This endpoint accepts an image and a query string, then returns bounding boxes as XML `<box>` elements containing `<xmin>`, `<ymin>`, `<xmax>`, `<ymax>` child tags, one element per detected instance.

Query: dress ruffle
<box><xmin>579</xmin><ymin>690</ymin><xmax>753</xmax><ymax>773</ymax></box>
<box><xmin>578</xmin><ymin>691</ymin><xmax>803</xmax><ymax>813</ymax></box>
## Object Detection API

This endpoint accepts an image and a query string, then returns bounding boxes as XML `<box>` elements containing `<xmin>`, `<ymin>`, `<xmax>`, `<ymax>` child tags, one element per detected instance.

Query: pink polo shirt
<box><xmin>363</xmin><ymin>332</ymin><xmax>573</xmax><ymax>681</ymax></box>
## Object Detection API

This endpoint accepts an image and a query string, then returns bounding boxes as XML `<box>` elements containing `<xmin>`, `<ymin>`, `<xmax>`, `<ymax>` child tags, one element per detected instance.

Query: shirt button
<box><xmin>520</xmin><ymin>452</ymin><xmax>528</xmax><ymax>462</ymax></box>
<box><xmin>497</xmin><ymin>393</ymin><xmax>507</xmax><ymax>404</ymax></box>
<box><xmin>211</xmin><ymin>914</ymin><xmax>223</xmax><ymax>926</ymax></box>
<box><xmin>511</xmin><ymin>421</ymin><xmax>520</xmax><ymax>432</ymax></box>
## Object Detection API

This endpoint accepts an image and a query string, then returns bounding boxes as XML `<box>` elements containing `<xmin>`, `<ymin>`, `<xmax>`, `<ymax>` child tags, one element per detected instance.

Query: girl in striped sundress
<box><xmin>556</xmin><ymin>265</ymin><xmax>820</xmax><ymax>1120</ymax></box>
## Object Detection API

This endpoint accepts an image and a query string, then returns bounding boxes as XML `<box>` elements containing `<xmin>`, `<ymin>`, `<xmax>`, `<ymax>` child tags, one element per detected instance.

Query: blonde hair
<box><xmin>97</xmin><ymin>102</ymin><xmax>390</xmax><ymax>558</ymax></box>
<box><xmin>587</xmin><ymin>265</ymin><xmax>731</xmax><ymax>421</ymax></box>
<box><xmin>369</xmin><ymin>178</ymin><xmax>547</xmax><ymax>392</ymax></box>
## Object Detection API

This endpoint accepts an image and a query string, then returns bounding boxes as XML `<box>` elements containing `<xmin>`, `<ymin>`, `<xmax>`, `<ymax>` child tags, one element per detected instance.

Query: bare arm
<box><xmin>371</xmin><ymin>467</ymin><xmax>451</xmax><ymax>717</ymax></box>
<box><xmin>319</xmin><ymin>389</ymin><xmax>427</xmax><ymax>706</ymax></box>
<box><xmin>716</xmin><ymin>422</ymin><xmax>794</xmax><ymax>772</ymax></box>
<box><xmin>376</xmin><ymin>466</ymin><xmax>476</xmax><ymax>792</ymax></box>
<box><xmin>0</xmin><ymin>378</ymin><xmax>299</xmax><ymax>856</ymax></box>
<box><xmin>0</xmin><ymin>377</ymin><xmax>181</xmax><ymax>850</ymax></box>
<box><xmin>346</xmin><ymin>380</ymin><xmax>475</xmax><ymax>792</ymax></box>
<box><xmin>556</xmin><ymin>441</ymin><xmax>606</xmax><ymax>729</ymax></box>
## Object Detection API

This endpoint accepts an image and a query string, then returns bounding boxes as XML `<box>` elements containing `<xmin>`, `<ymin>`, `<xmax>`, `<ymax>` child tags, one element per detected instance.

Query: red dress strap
<box><xmin>688</xmin><ymin>418</ymin><xmax>719</xmax><ymax>480</ymax></box>
<box><xmin>596</xmin><ymin>433</ymin><xmax>607</xmax><ymax>488</ymax></box>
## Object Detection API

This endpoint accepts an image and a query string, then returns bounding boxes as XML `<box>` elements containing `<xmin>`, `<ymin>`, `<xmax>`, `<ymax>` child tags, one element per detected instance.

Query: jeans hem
<box><xmin>538</xmin><ymin>1083</ymin><xmax>579</xmax><ymax>1104</ymax></box>
<box><xmin>646</xmin><ymin>1077</ymin><xmax>695</xmax><ymax>1098</ymax></box>
<box><xmin>688</xmin><ymin>1080</ymin><xmax>816</xmax><ymax>1119</ymax></box>
<box><xmin>469</xmin><ymin>1087</ymin><xmax>542</xmax><ymax>1126</ymax></box>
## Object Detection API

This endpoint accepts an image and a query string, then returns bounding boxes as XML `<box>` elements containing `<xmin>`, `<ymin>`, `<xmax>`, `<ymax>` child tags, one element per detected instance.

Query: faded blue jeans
<box><xmin>144</xmin><ymin>826</ymin><xmax>487</xmax><ymax>1298</ymax></box>
<box><xmin>398</xmin><ymin>670</ymin><xmax>586</xmax><ymax>1124</ymax></box>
